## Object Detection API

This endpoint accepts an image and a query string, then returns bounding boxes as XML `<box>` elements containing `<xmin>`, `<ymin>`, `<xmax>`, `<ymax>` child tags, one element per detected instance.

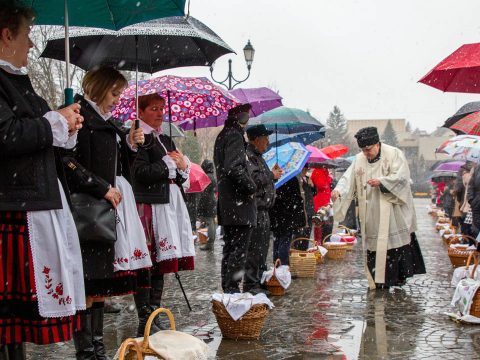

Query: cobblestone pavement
<box><xmin>27</xmin><ymin>199</ymin><xmax>480</xmax><ymax>359</ymax></box>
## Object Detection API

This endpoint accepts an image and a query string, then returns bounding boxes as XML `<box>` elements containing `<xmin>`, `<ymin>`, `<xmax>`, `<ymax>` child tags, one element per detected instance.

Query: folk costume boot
<box><xmin>134</xmin><ymin>287</ymin><xmax>161</xmax><ymax>337</ymax></box>
<box><xmin>6</xmin><ymin>344</ymin><xmax>26</xmax><ymax>360</ymax></box>
<box><xmin>91</xmin><ymin>302</ymin><xmax>111</xmax><ymax>360</ymax></box>
<box><xmin>73</xmin><ymin>309</ymin><xmax>96</xmax><ymax>360</ymax></box>
<box><xmin>0</xmin><ymin>346</ymin><xmax>7</xmax><ymax>360</ymax></box>
<box><xmin>149</xmin><ymin>277</ymin><xmax>167</xmax><ymax>330</ymax></box>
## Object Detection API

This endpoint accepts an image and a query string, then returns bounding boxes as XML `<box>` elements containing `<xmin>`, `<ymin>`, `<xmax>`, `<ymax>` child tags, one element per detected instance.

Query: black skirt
<box><xmin>367</xmin><ymin>233</ymin><xmax>426</xmax><ymax>287</ymax></box>
<box><xmin>0</xmin><ymin>211</ymin><xmax>78</xmax><ymax>345</ymax></box>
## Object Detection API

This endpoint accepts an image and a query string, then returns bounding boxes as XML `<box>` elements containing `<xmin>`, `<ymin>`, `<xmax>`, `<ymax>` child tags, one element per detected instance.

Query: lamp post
<box><xmin>210</xmin><ymin>40</ymin><xmax>255</xmax><ymax>90</ymax></box>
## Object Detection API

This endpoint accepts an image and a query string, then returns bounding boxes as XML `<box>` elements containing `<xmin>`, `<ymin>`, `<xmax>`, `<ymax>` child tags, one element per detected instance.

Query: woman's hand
<box><xmin>169</xmin><ymin>149</ymin><xmax>187</xmax><ymax>171</ymax></box>
<box><xmin>129</xmin><ymin>126</ymin><xmax>145</xmax><ymax>148</ymax></box>
<box><xmin>56</xmin><ymin>103</ymin><xmax>83</xmax><ymax>134</ymax></box>
<box><xmin>104</xmin><ymin>187</ymin><xmax>122</xmax><ymax>208</ymax></box>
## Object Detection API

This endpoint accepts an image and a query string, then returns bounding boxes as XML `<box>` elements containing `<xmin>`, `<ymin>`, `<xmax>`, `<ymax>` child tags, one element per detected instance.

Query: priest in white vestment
<box><xmin>332</xmin><ymin>127</ymin><xmax>425</xmax><ymax>289</ymax></box>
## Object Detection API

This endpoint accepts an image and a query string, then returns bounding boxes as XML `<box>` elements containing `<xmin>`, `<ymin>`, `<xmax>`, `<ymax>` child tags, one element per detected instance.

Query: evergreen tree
<box><xmin>405</xmin><ymin>121</ymin><xmax>412</xmax><ymax>133</ymax></box>
<box><xmin>381</xmin><ymin>120</ymin><xmax>399</xmax><ymax>147</ymax></box>
<box><xmin>325</xmin><ymin>105</ymin><xmax>348</xmax><ymax>145</ymax></box>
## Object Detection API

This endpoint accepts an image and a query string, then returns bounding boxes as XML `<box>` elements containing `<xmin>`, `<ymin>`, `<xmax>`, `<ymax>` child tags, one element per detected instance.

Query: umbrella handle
<box><xmin>64</xmin><ymin>88</ymin><xmax>74</xmax><ymax>106</ymax></box>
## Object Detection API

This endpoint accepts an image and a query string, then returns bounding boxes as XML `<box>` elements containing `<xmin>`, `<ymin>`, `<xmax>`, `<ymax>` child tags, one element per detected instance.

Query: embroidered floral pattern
<box><xmin>131</xmin><ymin>248</ymin><xmax>148</xmax><ymax>261</ymax></box>
<box><xmin>158</xmin><ymin>237</ymin><xmax>176</xmax><ymax>252</ymax></box>
<box><xmin>113</xmin><ymin>257</ymin><xmax>129</xmax><ymax>265</ymax></box>
<box><xmin>43</xmin><ymin>266</ymin><xmax>72</xmax><ymax>306</ymax></box>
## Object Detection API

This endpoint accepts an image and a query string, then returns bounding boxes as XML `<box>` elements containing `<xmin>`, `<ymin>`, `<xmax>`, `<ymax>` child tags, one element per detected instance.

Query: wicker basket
<box><xmin>266</xmin><ymin>259</ymin><xmax>286</xmax><ymax>296</ymax></box>
<box><xmin>290</xmin><ymin>237</ymin><xmax>323</xmax><ymax>263</ymax></box>
<box><xmin>118</xmin><ymin>338</ymin><xmax>144</xmax><ymax>360</ymax></box>
<box><xmin>289</xmin><ymin>238</ymin><xmax>317</xmax><ymax>277</ymax></box>
<box><xmin>212</xmin><ymin>300</ymin><xmax>269</xmax><ymax>340</ymax></box>
<box><xmin>448</xmin><ymin>245</ymin><xmax>474</xmax><ymax>268</ymax></box>
<box><xmin>323</xmin><ymin>234</ymin><xmax>349</xmax><ymax>260</ymax></box>
<box><xmin>197</xmin><ymin>229</ymin><xmax>208</xmax><ymax>245</ymax></box>
<box><xmin>469</xmin><ymin>253</ymin><xmax>480</xmax><ymax>318</ymax></box>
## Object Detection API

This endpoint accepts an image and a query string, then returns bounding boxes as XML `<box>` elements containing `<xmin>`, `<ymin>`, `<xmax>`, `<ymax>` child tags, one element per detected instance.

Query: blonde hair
<box><xmin>82</xmin><ymin>67</ymin><xmax>127</xmax><ymax>105</ymax></box>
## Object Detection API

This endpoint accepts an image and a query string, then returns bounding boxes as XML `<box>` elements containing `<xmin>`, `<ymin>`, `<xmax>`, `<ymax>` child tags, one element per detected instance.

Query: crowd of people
<box><xmin>0</xmin><ymin>2</ymin><xmax>429</xmax><ymax>359</ymax></box>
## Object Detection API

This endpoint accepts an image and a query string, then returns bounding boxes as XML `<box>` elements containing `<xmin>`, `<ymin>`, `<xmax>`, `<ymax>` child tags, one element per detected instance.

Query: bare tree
<box><xmin>28</xmin><ymin>26</ymin><xmax>84</xmax><ymax>109</ymax></box>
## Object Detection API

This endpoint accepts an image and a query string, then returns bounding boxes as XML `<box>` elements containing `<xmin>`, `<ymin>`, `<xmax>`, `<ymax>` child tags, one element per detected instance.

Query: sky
<box><xmin>157</xmin><ymin>0</ymin><xmax>480</xmax><ymax>132</ymax></box>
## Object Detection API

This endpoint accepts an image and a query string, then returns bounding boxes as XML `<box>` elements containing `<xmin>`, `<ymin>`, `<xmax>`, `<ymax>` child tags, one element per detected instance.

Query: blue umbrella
<box><xmin>268</xmin><ymin>130</ymin><xmax>325</xmax><ymax>148</ymax></box>
<box><xmin>263</xmin><ymin>142</ymin><xmax>311</xmax><ymax>189</ymax></box>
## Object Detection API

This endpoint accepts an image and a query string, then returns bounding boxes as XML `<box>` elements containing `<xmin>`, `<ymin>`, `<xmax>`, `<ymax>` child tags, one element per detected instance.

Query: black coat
<box><xmin>0</xmin><ymin>68</ymin><xmax>63</xmax><ymax>211</ymax></box>
<box><xmin>270</xmin><ymin>176</ymin><xmax>307</xmax><ymax>234</ymax></box>
<box><xmin>63</xmin><ymin>94</ymin><xmax>132</xmax><ymax>199</ymax></box>
<box><xmin>302</xmin><ymin>176</ymin><xmax>317</xmax><ymax>220</ymax></box>
<box><xmin>213</xmin><ymin>117</ymin><xmax>257</xmax><ymax>226</ymax></box>
<box><xmin>197</xmin><ymin>159</ymin><xmax>217</xmax><ymax>218</ymax></box>
<box><xmin>131</xmin><ymin>133</ymin><xmax>186</xmax><ymax>204</ymax></box>
<box><xmin>246</xmin><ymin>144</ymin><xmax>275</xmax><ymax>211</ymax></box>
<box><xmin>468</xmin><ymin>167</ymin><xmax>480</xmax><ymax>230</ymax></box>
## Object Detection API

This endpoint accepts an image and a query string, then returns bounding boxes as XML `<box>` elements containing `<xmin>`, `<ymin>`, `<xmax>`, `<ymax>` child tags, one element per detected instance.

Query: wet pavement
<box><xmin>27</xmin><ymin>199</ymin><xmax>480</xmax><ymax>359</ymax></box>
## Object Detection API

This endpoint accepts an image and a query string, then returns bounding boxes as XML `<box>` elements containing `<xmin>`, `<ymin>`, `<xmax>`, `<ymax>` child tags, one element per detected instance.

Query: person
<box><xmin>462</xmin><ymin>164</ymin><xmax>474</xmax><ymax>236</ymax></box>
<box><xmin>63</xmin><ymin>66</ymin><xmax>151</xmax><ymax>359</ymax></box>
<box><xmin>0</xmin><ymin>3</ymin><xmax>85</xmax><ymax>359</ymax></box>
<box><xmin>467</xmin><ymin>163</ymin><xmax>480</xmax><ymax>238</ymax></box>
<box><xmin>131</xmin><ymin>93</ymin><xmax>194</xmax><ymax>335</ymax></box>
<box><xmin>441</xmin><ymin>178</ymin><xmax>455</xmax><ymax>219</ymax></box>
<box><xmin>332</xmin><ymin>127</ymin><xmax>425</xmax><ymax>289</ymax></box>
<box><xmin>270</xmin><ymin>175</ymin><xmax>308</xmax><ymax>265</ymax></box>
<box><xmin>311</xmin><ymin>167</ymin><xmax>332</xmax><ymax>212</ymax></box>
<box><xmin>244</xmin><ymin>125</ymin><xmax>283</xmax><ymax>293</ymax></box>
<box><xmin>197</xmin><ymin>159</ymin><xmax>218</xmax><ymax>251</ymax></box>
<box><xmin>214</xmin><ymin>103</ymin><xmax>257</xmax><ymax>293</ymax></box>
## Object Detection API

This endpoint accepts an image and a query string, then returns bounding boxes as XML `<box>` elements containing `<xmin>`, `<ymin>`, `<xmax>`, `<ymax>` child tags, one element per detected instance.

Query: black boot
<box><xmin>73</xmin><ymin>309</ymin><xmax>96</xmax><ymax>360</ymax></box>
<box><xmin>91</xmin><ymin>302</ymin><xmax>111</xmax><ymax>360</ymax></box>
<box><xmin>0</xmin><ymin>346</ymin><xmax>7</xmax><ymax>360</ymax></box>
<box><xmin>134</xmin><ymin>287</ymin><xmax>161</xmax><ymax>337</ymax></box>
<box><xmin>6</xmin><ymin>344</ymin><xmax>25</xmax><ymax>360</ymax></box>
<box><xmin>150</xmin><ymin>277</ymin><xmax>167</xmax><ymax>330</ymax></box>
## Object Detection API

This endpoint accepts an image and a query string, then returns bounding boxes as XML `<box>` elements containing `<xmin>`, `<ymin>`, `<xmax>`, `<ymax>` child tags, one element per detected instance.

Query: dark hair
<box><xmin>138</xmin><ymin>93</ymin><xmax>165</xmax><ymax>111</ymax></box>
<box><xmin>82</xmin><ymin>66</ymin><xmax>127</xmax><ymax>105</ymax></box>
<box><xmin>0</xmin><ymin>2</ymin><xmax>35</xmax><ymax>37</ymax></box>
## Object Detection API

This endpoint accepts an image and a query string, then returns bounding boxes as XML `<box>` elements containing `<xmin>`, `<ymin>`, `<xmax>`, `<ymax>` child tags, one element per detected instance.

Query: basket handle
<box><xmin>336</xmin><ymin>225</ymin><xmax>353</xmax><ymax>235</ymax></box>
<box><xmin>290</xmin><ymin>237</ymin><xmax>316</xmax><ymax>250</ymax></box>
<box><xmin>466</xmin><ymin>251</ymin><xmax>476</xmax><ymax>270</ymax></box>
<box><xmin>142</xmin><ymin>308</ymin><xmax>176</xmax><ymax>351</ymax></box>
<box><xmin>272</xmin><ymin>258</ymin><xmax>282</xmax><ymax>277</ymax></box>
<box><xmin>117</xmin><ymin>338</ymin><xmax>143</xmax><ymax>360</ymax></box>
<box><xmin>470</xmin><ymin>252</ymin><xmax>480</xmax><ymax>279</ymax></box>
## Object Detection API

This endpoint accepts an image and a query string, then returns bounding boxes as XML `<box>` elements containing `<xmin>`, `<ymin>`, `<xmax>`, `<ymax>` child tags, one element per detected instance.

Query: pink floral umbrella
<box><xmin>112</xmin><ymin>75</ymin><xmax>238</xmax><ymax>131</ymax></box>
<box><xmin>306</xmin><ymin>145</ymin><xmax>331</xmax><ymax>163</ymax></box>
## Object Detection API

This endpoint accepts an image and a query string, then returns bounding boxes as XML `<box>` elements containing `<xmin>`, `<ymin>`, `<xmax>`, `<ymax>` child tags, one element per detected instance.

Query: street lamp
<box><xmin>210</xmin><ymin>40</ymin><xmax>255</xmax><ymax>90</ymax></box>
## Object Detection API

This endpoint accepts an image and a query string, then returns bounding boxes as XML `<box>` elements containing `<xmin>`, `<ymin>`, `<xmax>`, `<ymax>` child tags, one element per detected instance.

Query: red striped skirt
<box><xmin>0</xmin><ymin>211</ymin><xmax>78</xmax><ymax>345</ymax></box>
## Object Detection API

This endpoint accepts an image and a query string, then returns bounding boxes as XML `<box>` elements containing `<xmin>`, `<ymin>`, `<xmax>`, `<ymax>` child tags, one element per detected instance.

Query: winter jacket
<box><xmin>197</xmin><ymin>159</ymin><xmax>217</xmax><ymax>218</ymax></box>
<box><xmin>246</xmin><ymin>143</ymin><xmax>276</xmax><ymax>211</ymax></box>
<box><xmin>311</xmin><ymin>168</ymin><xmax>332</xmax><ymax>212</ymax></box>
<box><xmin>131</xmin><ymin>133</ymin><xmax>186</xmax><ymax>204</ymax></box>
<box><xmin>468</xmin><ymin>166</ymin><xmax>480</xmax><ymax>229</ymax></box>
<box><xmin>270</xmin><ymin>176</ymin><xmax>307</xmax><ymax>234</ymax></box>
<box><xmin>214</xmin><ymin>117</ymin><xmax>257</xmax><ymax>226</ymax></box>
<box><xmin>0</xmin><ymin>68</ymin><xmax>64</xmax><ymax>211</ymax></box>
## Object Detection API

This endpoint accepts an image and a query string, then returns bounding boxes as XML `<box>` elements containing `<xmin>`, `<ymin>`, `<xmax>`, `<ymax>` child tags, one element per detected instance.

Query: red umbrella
<box><xmin>320</xmin><ymin>144</ymin><xmax>348</xmax><ymax>159</ymax></box>
<box><xmin>419</xmin><ymin>43</ymin><xmax>480</xmax><ymax>93</ymax></box>
<box><xmin>185</xmin><ymin>163</ymin><xmax>211</xmax><ymax>193</ymax></box>
<box><xmin>450</xmin><ymin>111</ymin><xmax>480</xmax><ymax>135</ymax></box>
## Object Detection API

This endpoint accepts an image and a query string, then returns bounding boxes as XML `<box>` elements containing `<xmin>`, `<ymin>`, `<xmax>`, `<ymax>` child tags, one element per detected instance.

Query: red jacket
<box><xmin>311</xmin><ymin>168</ymin><xmax>332</xmax><ymax>212</ymax></box>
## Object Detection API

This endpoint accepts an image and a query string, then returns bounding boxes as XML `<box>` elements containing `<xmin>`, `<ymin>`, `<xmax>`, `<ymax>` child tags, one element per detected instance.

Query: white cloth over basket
<box><xmin>452</xmin><ymin>266</ymin><xmax>480</xmax><ymax>287</ymax></box>
<box><xmin>446</xmin><ymin>277</ymin><xmax>480</xmax><ymax>324</ymax></box>
<box><xmin>212</xmin><ymin>293</ymin><xmax>274</xmax><ymax>321</ymax></box>
<box><xmin>113</xmin><ymin>330</ymin><xmax>209</xmax><ymax>360</ymax></box>
<box><xmin>261</xmin><ymin>265</ymin><xmax>292</xmax><ymax>289</ymax></box>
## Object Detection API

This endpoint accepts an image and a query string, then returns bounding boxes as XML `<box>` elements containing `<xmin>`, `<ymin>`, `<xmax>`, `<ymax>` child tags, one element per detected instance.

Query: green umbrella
<box><xmin>23</xmin><ymin>0</ymin><xmax>186</xmax><ymax>103</ymax></box>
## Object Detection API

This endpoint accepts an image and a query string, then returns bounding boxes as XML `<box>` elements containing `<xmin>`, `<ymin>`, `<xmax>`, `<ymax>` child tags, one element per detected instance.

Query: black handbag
<box><xmin>70</xmin><ymin>193</ymin><xmax>117</xmax><ymax>245</ymax></box>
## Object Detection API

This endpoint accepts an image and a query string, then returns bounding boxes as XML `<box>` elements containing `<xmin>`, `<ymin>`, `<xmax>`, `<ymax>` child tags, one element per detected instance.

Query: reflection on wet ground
<box><xmin>27</xmin><ymin>199</ymin><xmax>480</xmax><ymax>359</ymax></box>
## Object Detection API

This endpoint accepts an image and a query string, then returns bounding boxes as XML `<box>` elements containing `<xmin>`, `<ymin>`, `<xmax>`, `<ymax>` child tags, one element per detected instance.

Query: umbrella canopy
<box><xmin>248</xmin><ymin>106</ymin><xmax>324</xmax><ymax>134</ymax></box>
<box><xmin>443</xmin><ymin>101</ymin><xmax>480</xmax><ymax>128</ymax></box>
<box><xmin>112</xmin><ymin>75</ymin><xmax>238</xmax><ymax>130</ymax></box>
<box><xmin>429</xmin><ymin>171</ymin><xmax>457</xmax><ymax>183</ymax></box>
<box><xmin>26</xmin><ymin>0</ymin><xmax>186</xmax><ymax>30</ymax></box>
<box><xmin>185</xmin><ymin>163</ymin><xmax>211</xmax><ymax>193</ymax></box>
<box><xmin>306</xmin><ymin>145</ymin><xmax>330</xmax><ymax>163</ymax></box>
<box><xmin>436</xmin><ymin>135</ymin><xmax>480</xmax><ymax>155</ymax></box>
<box><xmin>229</xmin><ymin>87</ymin><xmax>283</xmax><ymax>117</ymax></box>
<box><xmin>320</xmin><ymin>144</ymin><xmax>349</xmax><ymax>159</ymax></box>
<box><xmin>449</xmin><ymin>112</ymin><xmax>480</xmax><ymax>135</ymax></box>
<box><xmin>268</xmin><ymin>130</ymin><xmax>325</xmax><ymax>147</ymax></box>
<box><xmin>433</xmin><ymin>161</ymin><xmax>465</xmax><ymax>172</ymax></box>
<box><xmin>309</xmin><ymin>157</ymin><xmax>352</xmax><ymax>170</ymax></box>
<box><xmin>419</xmin><ymin>43</ymin><xmax>480</xmax><ymax>94</ymax></box>
<box><xmin>41</xmin><ymin>17</ymin><xmax>234</xmax><ymax>73</ymax></box>
<box><xmin>263</xmin><ymin>142</ymin><xmax>311</xmax><ymax>189</ymax></box>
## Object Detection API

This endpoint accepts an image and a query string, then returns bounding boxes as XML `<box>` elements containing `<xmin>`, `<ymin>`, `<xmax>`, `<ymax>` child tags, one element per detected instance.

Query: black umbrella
<box><xmin>41</xmin><ymin>16</ymin><xmax>234</xmax><ymax>73</ymax></box>
<box><xmin>443</xmin><ymin>101</ymin><xmax>480</xmax><ymax>128</ymax></box>
<box><xmin>309</xmin><ymin>157</ymin><xmax>352</xmax><ymax>170</ymax></box>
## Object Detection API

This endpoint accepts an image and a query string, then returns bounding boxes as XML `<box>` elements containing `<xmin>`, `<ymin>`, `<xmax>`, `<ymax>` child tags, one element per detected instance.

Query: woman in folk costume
<box><xmin>131</xmin><ymin>93</ymin><xmax>194</xmax><ymax>336</ymax></box>
<box><xmin>63</xmin><ymin>67</ymin><xmax>151</xmax><ymax>359</ymax></box>
<box><xmin>332</xmin><ymin>127</ymin><xmax>425</xmax><ymax>289</ymax></box>
<box><xmin>0</xmin><ymin>3</ymin><xmax>85</xmax><ymax>359</ymax></box>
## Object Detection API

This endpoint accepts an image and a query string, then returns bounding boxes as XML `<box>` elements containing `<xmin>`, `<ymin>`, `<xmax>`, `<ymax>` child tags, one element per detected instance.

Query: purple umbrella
<box><xmin>433</xmin><ymin>161</ymin><xmax>465</xmax><ymax>172</ymax></box>
<box><xmin>229</xmin><ymin>87</ymin><xmax>283</xmax><ymax>117</ymax></box>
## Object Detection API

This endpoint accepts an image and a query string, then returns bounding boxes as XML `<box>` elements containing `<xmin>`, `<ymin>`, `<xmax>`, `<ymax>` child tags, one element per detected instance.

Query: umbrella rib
<box><xmin>104</xmin><ymin>0</ymin><xmax>117</xmax><ymax>29</ymax></box>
